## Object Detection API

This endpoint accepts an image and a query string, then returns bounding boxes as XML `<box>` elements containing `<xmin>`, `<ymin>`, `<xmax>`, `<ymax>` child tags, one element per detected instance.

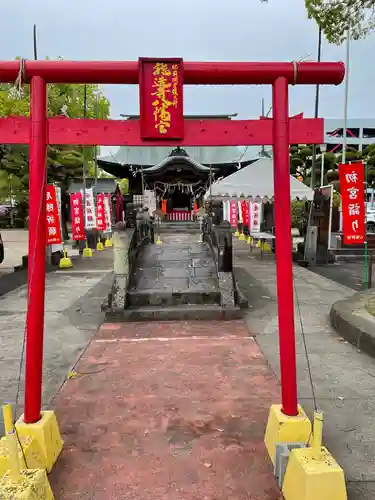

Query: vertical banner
<box><xmin>46</xmin><ymin>185</ymin><xmax>62</xmax><ymax>245</ymax></box>
<box><xmin>139</xmin><ymin>58</ymin><xmax>184</xmax><ymax>140</ymax></box>
<box><xmin>161</xmin><ymin>199</ymin><xmax>167</xmax><ymax>214</ymax></box>
<box><xmin>103</xmin><ymin>195</ymin><xmax>112</xmax><ymax>233</ymax></box>
<box><xmin>339</xmin><ymin>163</ymin><xmax>365</xmax><ymax>244</ymax></box>
<box><xmin>84</xmin><ymin>188</ymin><xmax>96</xmax><ymax>230</ymax></box>
<box><xmin>229</xmin><ymin>199</ymin><xmax>238</xmax><ymax>227</ymax></box>
<box><xmin>70</xmin><ymin>192</ymin><xmax>85</xmax><ymax>241</ymax></box>
<box><xmin>237</xmin><ymin>201</ymin><xmax>243</xmax><ymax>223</ymax></box>
<box><xmin>241</xmin><ymin>200</ymin><xmax>249</xmax><ymax>227</ymax></box>
<box><xmin>96</xmin><ymin>194</ymin><xmax>106</xmax><ymax>231</ymax></box>
<box><xmin>144</xmin><ymin>189</ymin><xmax>157</xmax><ymax>214</ymax></box>
<box><xmin>250</xmin><ymin>202</ymin><xmax>262</xmax><ymax>233</ymax></box>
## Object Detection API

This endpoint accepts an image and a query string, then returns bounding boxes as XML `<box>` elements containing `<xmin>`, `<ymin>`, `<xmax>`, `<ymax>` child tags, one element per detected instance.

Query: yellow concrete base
<box><xmin>282</xmin><ymin>447</ymin><xmax>347</xmax><ymax>500</ymax></box>
<box><xmin>247</xmin><ymin>236</ymin><xmax>253</xmax><ymax>245</ymax></box>
<box><xmin>0</xmin><ymin>435</ymin><xmax>45</xmax><ymax>478</ymax></box>
<box><xmin>155</xmin><ymin>237</ymin><xmax>162</xmax><ymax>245</ymax></box>
<box><xmin>239</xmin><ymin>232</ymin><xmax>246</xmax><ymax>241</ymax></box>
<box><xmin>264</xmin><ymin>405</ymin><xmax>312</xmax><ymax>465</ymax></box>
<box><xmin>58</xmin><ymin>256</ymin><xmax>73</xmax><ymax>269</ymax></box>
<box><xmin>0</xmin><ymin>469</ymin><xmax>54</xmax><ymax>499</ymax></box>
<box><xmin>96</xmin><ymin>241</ymin><xmax>104</xmax><ymax>251</ymax></box>
<box><xmin>83</xmin><ymin>247</ymin><xmax>93</xmax><ymax>258</ymax></box>
<box><xmin>263</xmin><ymin>242</ymin><xmax>271</xmax><ymax>252</ymax></box>
<box><xmin>15</xmin><ymin>411</ymin><xmax>63</xmax><ymax>473</ymax></box>
<box><xmin>234</xmin><ymin>230</ymin><xmax>239</xmax><ymax>237</ymax></box>
<box><xmin>104</xmin><ymin>238</ymin><xmax>113</xmax><ymax>248</ymax></box>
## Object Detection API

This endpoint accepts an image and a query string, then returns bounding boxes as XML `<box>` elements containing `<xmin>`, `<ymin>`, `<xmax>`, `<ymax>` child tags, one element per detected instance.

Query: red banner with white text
<box><xmin>241</xmin><ymin>200</ymin><xmax>249</xmax><ymax>226</ymax></box>
<box><xmin>139</xmin><ymin>58</ymin><xmax>184</xmax><ymax>140</ymax></box>
<box><xmin>70</xmin><ymin>192</ymin><xmax>85</xmax><ymax>241</ymax></box>
<box><xmin>46</xmin><ymin>185</ymin><xmax>62</xmax><ymax>245</ymax></box>
<box><xmin>229</xmin><ymin>200</ymin><xmax>238</xmax><ymax>227</ymax></box>
<box><xmin>96</xmin><ymin>194</ymin><xmax>106</xmax><ymax>231</ymax></box>
<box><xmin>339</xmin><ymin>163</ymin><xmax>365</xmax><ymax>245</ymax></box>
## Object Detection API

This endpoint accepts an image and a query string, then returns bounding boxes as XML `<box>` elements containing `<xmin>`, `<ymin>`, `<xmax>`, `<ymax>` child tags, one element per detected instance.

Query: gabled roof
<box><xmin>98</xmin><ymin>145</ymin><xmax>259</xmax><ymax>167</ymax></box>
<box><xmin>145</xmin><ymin>152</ymin><xmax>211</xmax><ymax>174</ymax></box>
<box><xmin>205</xmin><ymin>157</ymin><xmax>314</xmax><ymax>201</ymax></box>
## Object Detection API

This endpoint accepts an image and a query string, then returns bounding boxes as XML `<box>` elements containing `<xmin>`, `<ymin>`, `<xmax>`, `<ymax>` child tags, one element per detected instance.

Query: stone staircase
<box><xmin>122</xmin><ymin>233</ymin><xmax>243</xmax><ymax>321</ymax></box>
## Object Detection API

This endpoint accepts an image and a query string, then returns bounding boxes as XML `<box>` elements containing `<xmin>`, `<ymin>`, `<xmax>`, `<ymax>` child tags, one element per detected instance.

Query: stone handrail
<box><xmin>105</xmin><ymin>214</ymin><xmax>154</xmax><ymax>315</ymax></box>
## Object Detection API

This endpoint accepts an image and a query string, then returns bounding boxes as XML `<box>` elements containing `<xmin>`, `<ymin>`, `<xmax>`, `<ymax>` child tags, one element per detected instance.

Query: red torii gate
<box><xmin>0</xmin><ymin>59</ymin><xmax>344</xmax><ymax>426</ymax></box>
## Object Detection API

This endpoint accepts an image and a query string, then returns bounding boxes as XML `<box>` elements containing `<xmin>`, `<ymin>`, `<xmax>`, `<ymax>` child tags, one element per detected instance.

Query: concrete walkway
<box><xmin>50</xmin><ymin>320</ymin><xmax>281</xmax><ymax>500</ymax></box>
<box><xmin>0</xmin><ymin>250</ymin><xmax>113</xmax><ymax>430</ymax></box>
<box><xmin>233</xmin><ymin>239</ymin><xmax>375</xmax><ymax>500</ymax></box>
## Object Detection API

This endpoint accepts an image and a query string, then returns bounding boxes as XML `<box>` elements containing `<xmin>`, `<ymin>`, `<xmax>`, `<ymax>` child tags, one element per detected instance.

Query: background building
<box><xmin>324</xmin><ymin>119</ymin><xmax>375</xmax><ymax>153</ymax></box>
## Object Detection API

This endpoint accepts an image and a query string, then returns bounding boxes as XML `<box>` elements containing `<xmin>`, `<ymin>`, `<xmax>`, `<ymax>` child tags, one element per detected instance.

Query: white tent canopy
<box><xmin>205</xmin><ymin>157</ymin><xmax>314</xmax><ymax>201</ymax></box>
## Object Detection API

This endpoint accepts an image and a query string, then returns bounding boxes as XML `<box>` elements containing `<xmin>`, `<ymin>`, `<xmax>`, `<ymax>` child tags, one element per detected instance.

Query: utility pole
<box><xmin>261</xmin><ymin>98</ymin><xmax>265</xmax><ymax>157</ymax></box>
<box><xmin>310</xmin><ymin>26</ymin><xmax>322</xmax><ymax>189</ymax></box>
<box><xmin>33</xmin><ymin>25</ymin><xmax>38</xmax><ymax>61</ymax></box>
<box><xmin>342</xmin><ymin>28</ymin><xmax>351</xmax><ymax>165</ymax></box>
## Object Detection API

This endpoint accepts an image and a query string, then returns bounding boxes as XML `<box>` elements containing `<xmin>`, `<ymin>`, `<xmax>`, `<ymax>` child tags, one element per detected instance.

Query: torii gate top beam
<box><xmin>0</xmin><ymin>60</ymin><xmax>344</xmax><ymax>85</ymax></box>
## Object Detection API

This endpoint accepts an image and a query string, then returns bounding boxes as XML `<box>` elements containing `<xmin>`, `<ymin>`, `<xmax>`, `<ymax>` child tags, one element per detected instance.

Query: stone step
<box><xmin>127</xmin><ymin>289</ymin><xmax>221</xmax><ymax>307</ymax></box>
<box><xmin>116</xmin><ymin>304</ymin><xmax>243</xmax><ymax>322</ymax></box>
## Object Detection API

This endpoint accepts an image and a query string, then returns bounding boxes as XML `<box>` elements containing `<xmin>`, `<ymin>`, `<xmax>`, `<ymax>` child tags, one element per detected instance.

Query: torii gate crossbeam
<box><xmin>0</xmin><ymin>59</ymin><xmax>344</xmax><ymax>426</ymax></box>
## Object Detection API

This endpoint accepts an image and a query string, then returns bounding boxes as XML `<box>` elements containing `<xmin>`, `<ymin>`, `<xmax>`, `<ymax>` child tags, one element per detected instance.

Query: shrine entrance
<box><xmin>0</xmin><ymin>58</ymin><xmax>344</xmax><ymax>427</ymax></box>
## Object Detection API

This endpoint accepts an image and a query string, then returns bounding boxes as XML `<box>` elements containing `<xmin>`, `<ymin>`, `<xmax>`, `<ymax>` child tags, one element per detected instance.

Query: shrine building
<box><xmin>97</xmin><ymin>114</ymin><xmax>258</xmax><ymax>219</ymax></box>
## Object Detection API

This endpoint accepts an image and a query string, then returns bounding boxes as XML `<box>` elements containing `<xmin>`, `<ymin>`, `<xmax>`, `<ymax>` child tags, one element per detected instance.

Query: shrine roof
<box><xmin>98</xmin><ymin>145</ymin><xmax>259</xmax><ymax>167</ymax></box>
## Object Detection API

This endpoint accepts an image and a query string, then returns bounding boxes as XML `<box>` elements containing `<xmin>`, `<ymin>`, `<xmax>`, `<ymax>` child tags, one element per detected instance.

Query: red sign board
<box><xmin>241</xmin><ymin>200</ymin><xmax>249</xmax><ymax>226</ymax></box>
<box><xmin>139</xmin><ymin>58</ymin><xmax>184</xmax><ymax>140</ymax></box>
<box><xmin>70</xmin><ymin>192</ymin><xmax>85</xmax><ymax>241</ymax></box>
<box><xmin>229</xmin><ymin>200</ymin><xmax>238</xmax><ymax>227</ymax></box>
<box><xmin>96</xmin><ymin>194</ymin><xmax>106</xmax><ymax>231</ymax></box>
<box><xmin>46</xmin><ymin>185</ymin><xmax>62</xmax><ymax>245</ymax></box>
<box><xmin>339</xmin><ymin>163</ymin><xmax>365</xmax><ymax>245</ymax></box>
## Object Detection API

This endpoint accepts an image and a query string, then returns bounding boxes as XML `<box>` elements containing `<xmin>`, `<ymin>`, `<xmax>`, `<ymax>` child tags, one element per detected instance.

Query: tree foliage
<box><xmin>261</xmin><ymin>0</ymin><xmax>375</xmax><ymax>45</ymax></box>
<box><xmin>290</xmin><ymin>143</ymin><xmax>375</xmax><ymax>190</ymax></box>
<box><xmin>305</xmin><ymin>0</ymin><xmax>375</xmax><ymax>44</ymax></box>
<box><xmin>0</xmin><ymin>59</ymin><xmax>110</xmax><ymax>207</ymax></box>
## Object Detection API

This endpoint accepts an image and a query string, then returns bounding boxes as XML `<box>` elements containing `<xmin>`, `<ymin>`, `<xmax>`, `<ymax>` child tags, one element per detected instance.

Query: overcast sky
<box><xmin>2</xmin><ymin>0</ymin><xmax>374</xmax><ymax>122</ymax></box>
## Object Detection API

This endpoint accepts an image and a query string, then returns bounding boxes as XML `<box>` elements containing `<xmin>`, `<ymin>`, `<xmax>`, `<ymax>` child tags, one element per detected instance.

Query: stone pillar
<box><xmin>113</xmin><ymin>225</ymin><xmax>131</xmax><ymax>276</ymax></box>
<box><xmin>211</xmin><ymin>199</ymin><xmax>223</xmax><ymax>225</ymax></box>
<box><xmin>214</xmin><ymin>221</ymin><xmax>233</xmax><ymax>272</ymax></box>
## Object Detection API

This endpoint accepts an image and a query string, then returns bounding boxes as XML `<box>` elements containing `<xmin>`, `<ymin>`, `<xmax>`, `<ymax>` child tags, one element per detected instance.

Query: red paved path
<box><xmin>50</xmin><ymin>321</ymin><xmax>282</xmax><ymax>500</ymax></box>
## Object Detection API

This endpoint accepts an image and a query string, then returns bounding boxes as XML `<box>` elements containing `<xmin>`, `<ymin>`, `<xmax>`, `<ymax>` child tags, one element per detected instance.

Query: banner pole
<box><xmin>364</xmin><ymin>162</ymin><xmax>369</xmax><ymax>288</ymax></box>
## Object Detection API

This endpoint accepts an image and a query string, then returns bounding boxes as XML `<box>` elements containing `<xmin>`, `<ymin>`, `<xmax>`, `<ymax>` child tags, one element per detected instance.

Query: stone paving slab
<box><xmin>130</xmin><ymin>237</ymin><xmax>219</xmax><ymax>293</ymax></box>
<box><xmin>50</xmin><ymin>320</ymin><xmax>281</xmax><ymax>500</ymax></box>
<box><xmin>0</xmin><ymin>250</ymin><xmax>113</xmax><ymax>430</ymax></box>
<box><xmin>233</xmin><ymin>239</ymin><xmax>375</xmax><ymax>498</ymax></box>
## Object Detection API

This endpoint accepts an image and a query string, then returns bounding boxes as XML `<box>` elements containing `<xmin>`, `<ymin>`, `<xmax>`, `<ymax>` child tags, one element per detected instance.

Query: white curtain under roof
<box><xmin>205</xmin><ymin>157</ymin><xmax>314</xmax><ymax>201</ymax></box>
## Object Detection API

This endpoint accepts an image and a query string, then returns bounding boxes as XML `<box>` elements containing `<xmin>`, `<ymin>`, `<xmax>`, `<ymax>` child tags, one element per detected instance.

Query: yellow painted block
<box><xmin>247</xmin><ymin>236</ymin><xmax>252</xmax><ymax>245</ymax></box>
<box><xmin>96</xmin><ymin>241</ymin><xmax>104</xmax><ymax>251</ymax></box>
<box><xmin>264</xmin><ymin>404</ymin><xmax>312</xmax><ymax>464</ymax></box>
<box><xmin>234</xmin><ymin>230</ymin><xmax>240</xmax><ymax>237</ymax></box>
<box><xmin>59</xmin><ymin>256</ymin><xmax>73</xmax><ymax>269</ymax></box>
<box><xmin>282</xmin><ymin>447</ymin><xmax>347</xmax><ymax>500</ymax></box>
<box><xmin>104</xmin><ymin>238</ymin><xmax>113</xmax><ymax>248</ymax></box>
<box><xmin>15</xmin><ymin>411</ymin><xmax>63</xmax><ymax>473</ymax></box>
<box><xmin>263</xmin><ymin>242</ymin><xmax>271</xmax><ymax>252</ymax></box>
<box><xmin>239</xmin><ymin>233</ymin><xmax>246</xmax><ymax>241</ymax></box>
<box><xmin>0</xmin><ymin>435</ymin><xmax>44</xmax><ymax>478</ymax></box>
<box><xmin>0</xmin><ymin>469</ymin><xmax>54</xmax><ymax>499</ymax></box>
<box><xmin>256</xmin><ymin>239</ymin><xmax>261</xmax><ymax>248</ymax></box>
<box><xmin>83</xmin><ymin>247</ymin><xmax>93</xmax><ymax>258</ymax></box>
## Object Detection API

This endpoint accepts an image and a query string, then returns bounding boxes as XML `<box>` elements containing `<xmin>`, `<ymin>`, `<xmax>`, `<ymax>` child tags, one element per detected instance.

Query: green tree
<box><xmin>0</xmin><ymin>63</ymin><xmax>110</xmax><ymax>207</ymax></box>
<box><xmin>306</xmin><ymin>0</ymin><xmax>375</xmax><ymax>44</ymax></box>
<box><xmin>261</xmin><ymin>0</ymin><xmax>375</xmax><ymax>45</ymax></box>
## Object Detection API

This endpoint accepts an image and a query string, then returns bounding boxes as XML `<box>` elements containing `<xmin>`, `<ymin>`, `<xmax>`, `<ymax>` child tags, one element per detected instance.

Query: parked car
<box><xmin>0</xmin><ymin>231</ymin><xmax>4</xmax><ymax>264</ymax></box>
